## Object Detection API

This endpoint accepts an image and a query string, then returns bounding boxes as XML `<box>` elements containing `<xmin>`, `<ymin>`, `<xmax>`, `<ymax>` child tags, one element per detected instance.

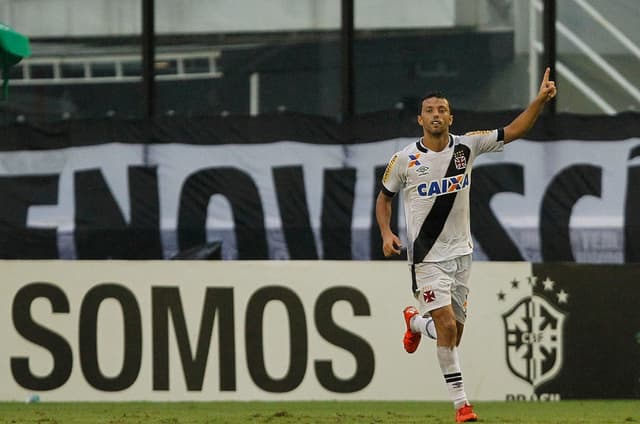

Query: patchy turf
<box><xmin>0</xmin><ymin>400</ymin><xmax>638</xmax><ymax>423</ymax></box>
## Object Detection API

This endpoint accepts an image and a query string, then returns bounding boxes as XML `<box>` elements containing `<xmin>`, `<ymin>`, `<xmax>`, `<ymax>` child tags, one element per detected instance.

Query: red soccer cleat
<box><xmin>455</xmin><ymin>403</ymin><xmax>478</xmax><ymax>422</ymax></box>
<box><xmin>402</xmin><ymin>306</ymin><xmax>421</xmax><ymax>353</ymax></box>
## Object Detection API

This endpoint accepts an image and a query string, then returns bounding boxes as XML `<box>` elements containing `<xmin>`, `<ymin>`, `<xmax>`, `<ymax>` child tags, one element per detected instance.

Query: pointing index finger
<box><xmin>543</xmin><ymin>67</ymin><xmax>550</xmax><ymax>83</ymax></box>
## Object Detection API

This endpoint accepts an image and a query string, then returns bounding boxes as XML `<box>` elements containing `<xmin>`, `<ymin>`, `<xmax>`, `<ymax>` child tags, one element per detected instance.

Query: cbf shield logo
<box><xmin>499</xmin><ymin>276</ymin><xmax>568</xmax><ymax>389</ymax></box>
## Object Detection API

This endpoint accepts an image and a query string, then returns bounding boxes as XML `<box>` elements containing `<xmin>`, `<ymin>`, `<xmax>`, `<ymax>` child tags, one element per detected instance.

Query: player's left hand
<box><xmin>539</xmin><ymin>67</ymin><xmax>557</xmax><ymax>102</ymax></box>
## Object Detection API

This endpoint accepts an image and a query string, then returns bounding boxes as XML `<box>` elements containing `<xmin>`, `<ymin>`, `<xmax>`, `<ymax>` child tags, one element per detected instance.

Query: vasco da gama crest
<box><xmin>499</xmin><ymin>276</ymin><xmax>568</xmax><ymax>388</ymax></box>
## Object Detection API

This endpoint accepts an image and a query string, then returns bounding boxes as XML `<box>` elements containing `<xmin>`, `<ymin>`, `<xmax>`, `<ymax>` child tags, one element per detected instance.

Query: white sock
<box><xmin>436</xmin><ymin>346</ymin><xmax>469</xmax><ymax>409</ymax></box>
<box><xmin>410</xmin><ymin>315</ymin><xmax>437</xmax><ymax>339</ymax></box>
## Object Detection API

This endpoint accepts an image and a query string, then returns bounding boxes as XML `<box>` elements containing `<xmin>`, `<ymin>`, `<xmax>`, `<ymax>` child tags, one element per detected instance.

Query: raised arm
<box><xmin>503</xmin><ymin>67</ymin><xmax>557</xmax><ymax>144</ymax></box>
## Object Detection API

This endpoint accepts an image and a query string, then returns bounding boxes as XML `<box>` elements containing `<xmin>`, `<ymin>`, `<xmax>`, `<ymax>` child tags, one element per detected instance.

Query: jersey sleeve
<box><xmin>464</xmin><ymin>128</ymin><xmax>505</xmax><ymax>156</ymax></box>
<box><xmin>381</xmin><ymin>152</ymin><xmax>404</xmax><ymax>196</ymax></box>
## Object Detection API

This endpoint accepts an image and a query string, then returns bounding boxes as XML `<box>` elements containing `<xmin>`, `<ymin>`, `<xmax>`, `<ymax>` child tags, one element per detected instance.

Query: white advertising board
<box><xmin>0</xmin><ymin>260</ymin><xmax>554</xmax><ymax>401</ymax></box>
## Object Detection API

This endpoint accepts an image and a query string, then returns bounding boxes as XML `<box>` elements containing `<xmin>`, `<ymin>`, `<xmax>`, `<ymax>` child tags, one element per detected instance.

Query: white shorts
<box><xmin>411</xmin><ymin>254</ymin><xmax>472</xmax><ymax>324</ymax></box>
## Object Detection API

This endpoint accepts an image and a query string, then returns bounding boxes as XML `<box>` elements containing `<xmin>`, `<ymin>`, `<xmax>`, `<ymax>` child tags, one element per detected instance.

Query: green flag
<box><xmin>0</xmin><ymin>23</ymin><xmax>31</xmax><ymax>100</ymax></box>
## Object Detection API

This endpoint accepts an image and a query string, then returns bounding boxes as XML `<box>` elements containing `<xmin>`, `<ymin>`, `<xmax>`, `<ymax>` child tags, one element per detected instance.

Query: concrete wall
<box><xmin>512</xmin><ymin>0</ymin><xmax>640</xmax><ymax>55</ymax></box>
<box><xmin>1</xmin><ymin>0</ymin><xmax>637</xmax><ymax>56</ymax></box>
<box><xmin>0</xmin><ymin>0</ymin><xmax>463</xmax><ymax>37</ymax></box>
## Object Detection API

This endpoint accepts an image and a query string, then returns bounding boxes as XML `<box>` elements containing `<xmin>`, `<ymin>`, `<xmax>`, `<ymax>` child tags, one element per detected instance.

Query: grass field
<box><xmin>0</xmin><ymin>400</ymin><xmax>638</xmax><ymax>424</ymax></box>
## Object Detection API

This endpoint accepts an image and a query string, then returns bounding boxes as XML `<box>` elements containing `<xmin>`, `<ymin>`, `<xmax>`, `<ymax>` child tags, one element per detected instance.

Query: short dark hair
<box><xmin>418</xmin><ymin>92</ymin><xmax>452</xmax><ymax>114</ymax></box>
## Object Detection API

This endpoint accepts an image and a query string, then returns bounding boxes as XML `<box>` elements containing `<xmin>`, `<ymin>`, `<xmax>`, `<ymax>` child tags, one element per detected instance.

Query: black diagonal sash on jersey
<box><xmin>412</xmin><ymin>143</ymin><xmax>471</xmax><ymax>264</ymax></box>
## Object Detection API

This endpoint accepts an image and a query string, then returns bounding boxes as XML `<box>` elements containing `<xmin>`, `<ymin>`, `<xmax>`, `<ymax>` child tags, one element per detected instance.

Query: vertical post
<box><xmin>250</xmin><ymin>72</ymin><xmax>260</xmax><ymax>116</ymax></box>
<box><xmin>2</xmin><ymin>64</ymin><xmax>9</xmax><ymax>101</ymax></box>
<box><xmin>341</xmin><ymin>0</ymin><xmax>354</xmax><ymax>120</ymax></box>
<box><xmin>542</xmin><ymin>0</ymin><xmax>556</xmax><ymax>114</ymax></box>
<box><xmin>142</xmin><ymin>0</ymin><xmax>155</xmax><ymax>119</ymax></box>
<box><xmin>528</xmin><ymin>0</ymin><xmax>538</xmax><ymax>102</ymax></box>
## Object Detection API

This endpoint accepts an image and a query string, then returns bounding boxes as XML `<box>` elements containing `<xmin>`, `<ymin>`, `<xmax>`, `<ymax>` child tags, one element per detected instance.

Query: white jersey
<box><xmin>381</xmin><ymin>129</ymin><xmax>504</xmax><ymax>264</ymax></box>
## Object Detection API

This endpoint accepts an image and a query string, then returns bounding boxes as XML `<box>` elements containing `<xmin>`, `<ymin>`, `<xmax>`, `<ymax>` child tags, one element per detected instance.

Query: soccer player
<box><xmin>376</xmin><ymin>68</ymin><xmax>557</xmax><ymax>422</ymax></box>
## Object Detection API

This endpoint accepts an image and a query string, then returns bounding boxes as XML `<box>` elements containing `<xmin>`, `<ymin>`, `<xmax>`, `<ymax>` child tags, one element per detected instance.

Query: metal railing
<box><xmin>9</xmin><ymin>51</ymin><xmax>223</xmax><ymax>85</ymax></box>
<box><xmin>529</xmin><ymin>0</ymin><xmax>640</xmax><ymax>114</ymax></box>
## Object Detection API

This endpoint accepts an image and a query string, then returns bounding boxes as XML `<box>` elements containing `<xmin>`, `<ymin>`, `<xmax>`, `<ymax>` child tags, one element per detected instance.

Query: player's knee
<box><xmin>434</xmin><ymin>315</ymin><xmax>457</xmax><ymax>345</ymax></box>
<box><xmin>441</xmin><ymin>319</ymin><xmax>457</xmax><ymax>337</ymax></box>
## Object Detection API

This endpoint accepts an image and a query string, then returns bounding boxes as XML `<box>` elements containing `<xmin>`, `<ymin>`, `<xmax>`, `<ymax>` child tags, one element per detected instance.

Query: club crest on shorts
<box><xmin>454</xmin><ymin>150</ymin><xmax>467</xmax><ymax>170</ymax></box>
<box><xmin>499</xmin><ymin>276</ymin><xmax>567</xmax><ymax>388</ymax></box>
<box><xmin>423</xmin><ymin>289</ymin><xmax>436</xmax><ymax>303</ymax></box>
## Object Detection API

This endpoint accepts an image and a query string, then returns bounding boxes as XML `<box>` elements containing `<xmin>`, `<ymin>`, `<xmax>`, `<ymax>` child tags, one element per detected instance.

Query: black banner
<box><xmin>532</xmin><ymin>263</ymin><xmax>640</xmax><ymax>398</ymax></box>
<box><xmin>0</xmin><ymin>111</ymin><xmax>639</xmax><ymax>261</ymax></box>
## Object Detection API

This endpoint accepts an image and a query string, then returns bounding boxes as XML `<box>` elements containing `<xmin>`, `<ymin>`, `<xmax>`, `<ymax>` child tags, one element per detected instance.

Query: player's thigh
<box><xmin>451</xmin><ymin>254</ymin><xmax>473</xmax><ymax>324</ymax></box>
<box><xmin>413</xmin><ymin>260</ymin><xmax>456</xmax><ymax>316</ymax></box>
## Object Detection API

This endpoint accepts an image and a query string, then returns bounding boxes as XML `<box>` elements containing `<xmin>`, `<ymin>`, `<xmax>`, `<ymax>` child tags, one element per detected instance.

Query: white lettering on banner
<box><xmin>0</xmin><ymin>138</ymin><xmax>638</xmax><ymax>261</ymax></box>
<box><xmin>0</xmin><ymin>261</ymin><xmax>531</xmax><ymax>401</ymax></box>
